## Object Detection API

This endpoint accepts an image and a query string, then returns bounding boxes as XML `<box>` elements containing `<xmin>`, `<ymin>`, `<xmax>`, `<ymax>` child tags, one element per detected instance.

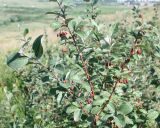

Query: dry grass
<box><xmin>0</xmin><ymin>27</ymin><xmax>59</xmax><ymax>54</ymax></box>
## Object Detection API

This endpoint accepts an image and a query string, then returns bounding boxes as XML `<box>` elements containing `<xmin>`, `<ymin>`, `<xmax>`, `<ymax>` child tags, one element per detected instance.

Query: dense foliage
<box><xmin>2</xmin><ymin>0</ymin><xmax>160</xmax><ymax>127</ymax></box>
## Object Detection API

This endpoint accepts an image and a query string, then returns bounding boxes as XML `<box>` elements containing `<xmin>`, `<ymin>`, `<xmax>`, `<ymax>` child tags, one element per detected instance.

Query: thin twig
<box><xmin>95</xmin><ymin>80</ymin><xmax>118</xmax><ymax>121</ymax></box>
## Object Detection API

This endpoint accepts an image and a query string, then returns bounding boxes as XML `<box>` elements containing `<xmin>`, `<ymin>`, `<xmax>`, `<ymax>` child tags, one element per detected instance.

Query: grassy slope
<box><xmin>0</xmin><ymin>0</ymin><xmax>129</xmax><ymax>52</ymax></box>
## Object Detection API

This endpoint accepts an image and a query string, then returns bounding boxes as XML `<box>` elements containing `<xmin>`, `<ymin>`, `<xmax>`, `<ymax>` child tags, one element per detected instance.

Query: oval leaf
<box><xmin>66</xmin><ymin>105</ymin><xmax>78</xmax><ymax>114</ymax></box>
<box><xmin>23</xmin><ymin>28</ymin><xmax>29</xmax><ymax>37</ymax></box>
<box><xmin>7</xmin><ymin>52</ymin><xmax>28</xmax><ymax>70</ymax></box>
<box><xmin>32</xmin><ymin>35</ymin><xmax>43</xmax><ymax>58</ymax></box>
<box><xmin>68</xmin><ymin>20</ymin><xmax>76</xmax><ymax>32</ymax></box>
<box><xmin>74</xmin><ymin>109</ymin><xmax>82</xmax><ymax>122</ymax></box>
<box><xmin>147</xmin><ymin>109</ymin><xmax>159</xmax><ymax>120</ymax></box>
<box><xmin>114</xmin><ymin>114</ymin><xmax>126</xmax><ymax>128</ymax></box>
<box><xmin>119</xmin><ymin>102</ymin><xmax>133</xmax><ymax>115</ymax></box>
<box><xmin>57</xmin><ymin>92</ymin><xmax>63</xmax><ymax>106</ymax></box>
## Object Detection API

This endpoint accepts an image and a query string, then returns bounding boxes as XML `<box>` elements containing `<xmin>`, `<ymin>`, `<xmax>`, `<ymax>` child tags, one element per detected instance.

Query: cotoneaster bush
<box><xmin>5</xmin><ymin>0</ymin><xmax>160</xmax><ymax>127</ymax></box>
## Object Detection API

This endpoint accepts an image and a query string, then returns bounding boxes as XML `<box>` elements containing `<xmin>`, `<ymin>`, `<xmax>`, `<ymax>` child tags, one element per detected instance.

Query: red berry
<box><xmin>123</xmin><ymin>79</ymin><xmax>128</xmax><ymax>84</ymax></box>
<box><xmin>63</xmin><ymin>80</ymin><xmax>67</xmax><ymax>83</ymax></box>
<box><xmin>90</xmin><ymin>91</ymin><xmax>94</xmax><ymax>98</ymax></box>
<box><xmin>130</xmin><ymin>48</ymin><xmax>135</xmax><ymax>56</ymax></box>
<box><xmin>86</xmin><ymin>98</ymin><xmax>92</xmax><ymax>104</ymax></box>
<box><xmin>58</xmin><ymin>31</ymin><xmax>68</xmax><ymax>38</ymax></box>
<box><xmin>137</xmin><ymin>48</ymin><xmax>142</xmax><ymax>55</ymax></box>
<box><xmin>62</xmin><ymin>32</ymin><xmax>65</xmax><ymax>36</ymax></box>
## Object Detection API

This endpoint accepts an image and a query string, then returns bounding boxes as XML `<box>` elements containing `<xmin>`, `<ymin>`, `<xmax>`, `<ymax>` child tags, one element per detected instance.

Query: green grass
<box><xmin>0</xmin><ymin>53</ymin><xmax>16</xmax><ymax>88</ymax></box>
<box><xmin>100</xmin><ymin>5</ymin><xmax>129</xmax><ymax>14</ymax></box>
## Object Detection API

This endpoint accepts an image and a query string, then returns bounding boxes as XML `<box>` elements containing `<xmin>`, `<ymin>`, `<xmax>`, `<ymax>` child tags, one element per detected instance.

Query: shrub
<box><xmin>9</xmin><ymin>15</ymin><xmax>22</xmax><ymax>23</ymax></box>
<box><xmin>5</xmin><ymin>0</ymin><xmax>160</xmax><ymax>127</ymax></box>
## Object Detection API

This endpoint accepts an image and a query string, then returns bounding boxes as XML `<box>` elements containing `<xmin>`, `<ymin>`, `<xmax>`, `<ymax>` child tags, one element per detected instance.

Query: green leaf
<box><xmin>65</xmin><ymin>18</ymin><xmax>74</xmax><ymax>25</ymax></box>
<box><xmin>66</xmin><ymin>105</ymin><xmax>78</xmax><ymax>114</ymax></box>
<box><xmin>91</xmin><ymin>20</ymin><xmax>99</xmax><ymax>30</ymax></box>
<box><xmin>119</xmin><ymin>102</ymin><xmax>133</xmax><ymax>115</ymax></box>
<box><xmin>92</xmin><ymin>0</ymin><xmax>98</xmax><ymax>5</ymax></box>
<box><xmin>23</xmin><ymin>28</ymin><xmax>29</xmax><ymax>37</ymax></box>
<box><xmin>107</xmin><ymin>102</ymin><xmax>115</xmax><ymax>114</ymax></box>
<box><xmin>59</xmin><ymin>82</ymin><xmax>70</xmax><ymax>90</ymax></box>
<box><xmin>35</xmin><ymin>115</ymin><xmax>42</xmax><ymax>120</ymax></box>
<box><xmin>111</xmin><ymin>23</ymin><xmax>119</xmax><ymax>37</ymax></box>
<box><xmin>139</xmin><ymin>109</ymin><xmax>147</xmax><ymax>114</ymax></box>
<box><xmin>91</xmin><ymin>106</ymin><xmax>101</xmax><ymax>114</ymax></box>
<box><xmin>100</xmin><ymin>91</ymin><xmax>110</xmax><ymax>98</ymax></box>
<box><xmin>65</xmin><ymin>70</ymin><xmax>71</xmax><ymax>80</ymax></box>
<box><xmin>114</xmin><ymin>114</ymin><xmax>126</xmax><ymax>128</ymax></box>
<box><xmin>57</xmin><ymin>92</ymin><xmax>63</xmax><ymax>106</ymax></box>
<box><xmin>7</xmin><ymin>52</ymin><xmax>28</xmax><ymax>70</ymax></box>
<box><xmin>32</xmin><ymin>35</ymin><xmax>43</xmax><ymax>58</ymax></box>
<box><xmin>92</xmin><ymin>97</ymin><xmax>105</xmax><ymax>106</ymax></box>
<box><xmin>68</xmin><ymin>20</ymin><xmax>76</xmax><ymax>32</ymax></box>
<box><xmin>100</xmin><ymin>39</ymin><xmax>110</xmax><ymax>49</ymax></box>
<box><xmin>125</xmin><ymin>116</ymin><xmax>133</xmax><ymax>125</ymax></box>
<box><xmin>154</xmin><ymin>44</ymin><xmax>160</xmax><ymax>58</ymax></box>
<box><xmin>81</xmin><ymin>82</ymin><xmax>90</xmax><ymax>91</ymax></box>
<box><xmin>84</xmin><ymin>104</ymin><xmax>92</xmax><ymax>113</ymax></box>
<box><xmin>51</xmin><ymin>21</ymin><xmax>61</xmax><ymax>31</ymax></box>
<box><xmin>71</xmin><ymin>72</ymin><xmax>83</xmax><ymax>84</ymax></box>
<box><xmin>101</xmin><ymin>114</ymin><xmax>113</xmax><ymax>122</ymax></box>
<box><xmin>11</xmin><ymin>105</ymin><xmax>17</xmax><ymax>113</ymax></box>
<box><xmin>74</xmin><ymin>109</ymin><xmax>82</xmax><ymax>122</ymax></box>
<box><xmin>76</xmin><ymin>31</ymin><xmax>86</xmax><ymax>41</ymax></box>
<box><xmin>147</xmin><ymin>109</ymin><xmax>159</xmax><ymax>120</ymax></box>
<box><xmin>132</xmin><ymin>125</ymin><xmax>137</xmax><ymax>128</ymax></box>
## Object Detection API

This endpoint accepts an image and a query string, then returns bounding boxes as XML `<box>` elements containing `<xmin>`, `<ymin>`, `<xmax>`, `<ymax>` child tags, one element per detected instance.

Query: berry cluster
<box><xmin>57</xmin><ymin>31</ymin><xmax>68</xmax><ymax>38</ymax></box>
<box><xmin>130</xmin><ymin>47</ymin><xmax>142</xmax><ymax>56</ymax></box>
<box><xmin>86</xmin><ymin>98</ymin><xmax>92</xmax><ymax>104</ymax></box>
<box><xmin>119</xmin><ymin>78</ymin><xmax>129</xmax><ymax>84</ymax></box>
<box><xmin>134</xmin><ymin>98</ymin><xmax>144</xmax><ymax>109</ymax></box>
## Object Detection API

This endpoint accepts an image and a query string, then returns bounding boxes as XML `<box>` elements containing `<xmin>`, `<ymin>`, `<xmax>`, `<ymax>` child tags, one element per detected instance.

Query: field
<box><xmin>0</xmin><ymin>0</ymin><xmax>160</xmax><ymax>127</ymax></box>
<box><xmin>0</xmin><ymin>0</ymin><xmax>129</xmax><ymax>51</ymax></box>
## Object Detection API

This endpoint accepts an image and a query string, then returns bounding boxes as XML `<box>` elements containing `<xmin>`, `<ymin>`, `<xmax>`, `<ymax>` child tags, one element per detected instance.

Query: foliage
<box><xmin>3</xmin><ymin>0</ymin><xmax>160</xmax><ymax>127</ymax></box>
